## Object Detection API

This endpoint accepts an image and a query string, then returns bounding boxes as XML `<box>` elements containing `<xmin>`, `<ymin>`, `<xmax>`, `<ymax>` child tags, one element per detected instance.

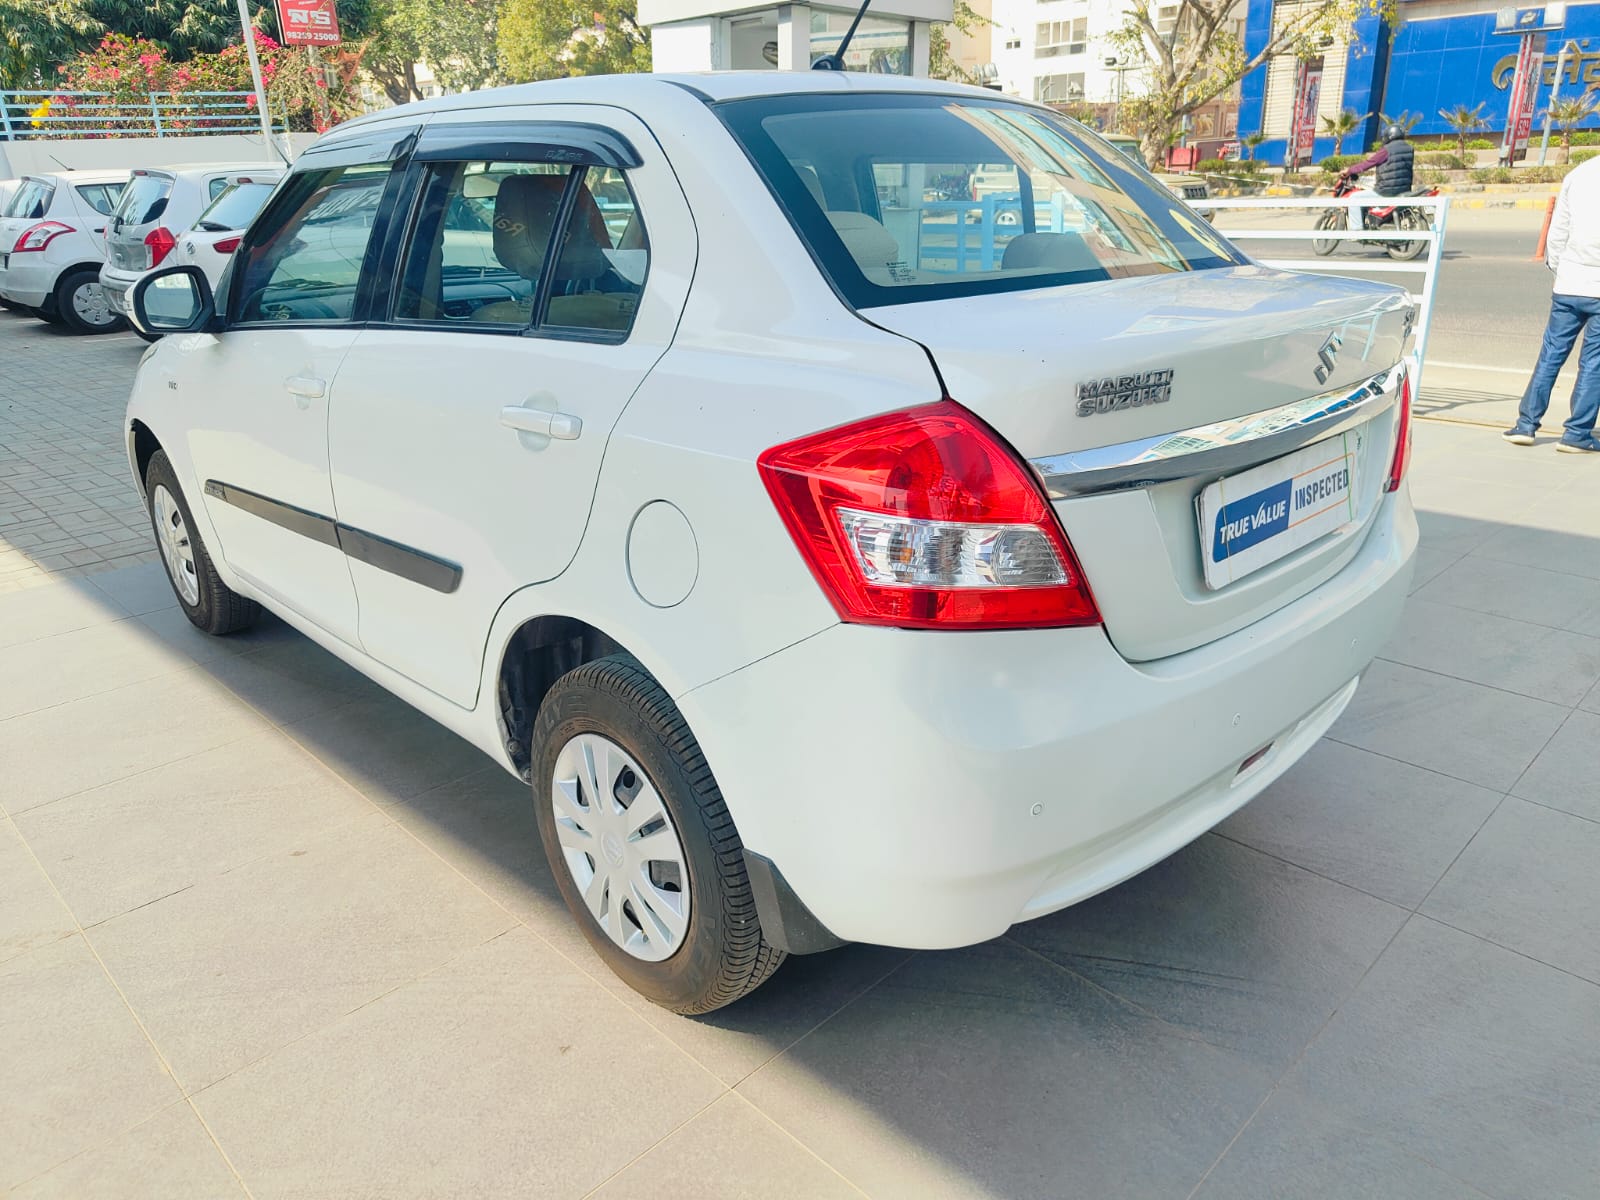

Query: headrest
<box><xmin>827</xmin><ymin>211</ymin><xmax>900</xmax><ymax>271</ymax></box>
<box><xmin>493</xmin><ymin>174</ymin><xmax>566</xmax><ymax>280</ymax></box>
<box><xmin>1001</xmin><ymin>232</ymin><xmax>1099</xmax><ymax>274</ymax></box>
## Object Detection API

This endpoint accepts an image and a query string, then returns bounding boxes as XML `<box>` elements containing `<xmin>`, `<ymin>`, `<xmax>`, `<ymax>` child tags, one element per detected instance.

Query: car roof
<box><xmin>134</xmin><ymin>163</ymin><xmax>285</xmax><ymax>180</ymax></box>
<box><xmin>19</xmin><ymin>169</ymin><xmax>132</xmax><ymax>186</ymax></box>
<box><xmin>335</xmin><ymin>70</ymin><xmax>1012</xmax><ymax>135</ymax></box>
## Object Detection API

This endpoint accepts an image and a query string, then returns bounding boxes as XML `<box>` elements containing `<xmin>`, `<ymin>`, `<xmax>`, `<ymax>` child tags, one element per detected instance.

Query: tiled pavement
<box><xmin>2</xmin><ymin>306</ymin><xmax>1599</xmax><ymax>1198</ymax></box>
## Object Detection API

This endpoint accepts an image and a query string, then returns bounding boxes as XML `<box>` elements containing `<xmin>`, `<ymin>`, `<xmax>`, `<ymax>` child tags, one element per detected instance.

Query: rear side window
<box><xmin>74</xmin><ymin>182</ymin><xmax>125</xmax><ymax>216</ymax></box>
<box><xmin>231</xmin><ymin>162</ymin><xmax>395</xmax><ymax>324</ymax></box>
<box><xmin>208</xmin><ymin>177</ymin><xmax>231</xmax><ymax>202</ymax></box>
<box><xmin>393</xmin><ymin>160</ymin><xmax>647</xmax><ymax>338</ymax></box>
<box><xmin>194</xmin><ymin>182</ymin><xmax>277</xmax><ymax>232</ymax></box>
<box><xmin>113</xmin><ymin>174</ymin><xmax>173</xmax><ymax>226</ymax></box>
<box><xmin>717</xmin><ymin>94</ymin><xmax>1242</xmax><ymax>308</ymax></box>
<box><xmin>7</xmin><ymin>179</ymin><xmax>55</xmax><ymax>219</ymax></box>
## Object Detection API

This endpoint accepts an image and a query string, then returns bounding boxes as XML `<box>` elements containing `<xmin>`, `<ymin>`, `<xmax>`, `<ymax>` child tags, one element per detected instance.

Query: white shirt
<box><xmin>1548</xmin><ymin>156</ymin><xmax>1600</xmax><ymax>298</ymax></box>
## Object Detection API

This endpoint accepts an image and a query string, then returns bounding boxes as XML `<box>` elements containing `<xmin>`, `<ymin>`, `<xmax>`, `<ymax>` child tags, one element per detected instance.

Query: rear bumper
<box><xmin>679</xmin><ymin>487</ymin><xmax>1417</xmax><ymax>950</ymax></box>
<box><xmin>0</xmin><ymin>259</ymin><xmax>55</xmax><ymax>308</ymax></box>
<box><xmin>98</xmin><ymin>264</ymin><xmax>139</xmax><ymax>314</ymax></box>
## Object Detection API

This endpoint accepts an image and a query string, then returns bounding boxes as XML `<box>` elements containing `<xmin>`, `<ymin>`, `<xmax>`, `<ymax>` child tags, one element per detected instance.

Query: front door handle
<box><xmin>500</xmin><ymin>406</ymin><xmax>582</xmax><ymax>441</ymax></box>
<box><xmin>286</xmin><ymin>376</ymin><xmax>327</xmax><ymax>398</ymax></box>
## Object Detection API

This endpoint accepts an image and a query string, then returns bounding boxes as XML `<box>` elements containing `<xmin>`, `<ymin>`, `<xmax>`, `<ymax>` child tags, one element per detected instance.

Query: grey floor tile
<box><xmin>280</xmin><ymin>695</ymin><xmax>488</xmax><ymax>806</ymax></box>
<box><xmin>0</xmin><ymin>936</ymin><xmax>181</xmax><ymax>1190</ymax></box>
<box><xmin>0</xmin><ymin>618</ymin><xmax>199</xmax><ymax>721</ymax></box>
<box><xmin>1009</xmin><ymin>834</ymin><xmax>1406</xmax><ymax>1071</ymax></box>
<box><xmin>592</xmin><ymin>1093</ymin><xmax>861</xmax><ymax>1199</ymax></box>
<box><xmin>0</xmin><ymin>669</ymin><xmax>266</xmax><ymax>814</ymax></box>
<box><xmin>84</xmin><ymin>560</ymin><xmax>178</xmax><ymax>617</ymax></box>
<box><xmin>1511</xmin><ymin>709</ymin><xmax>1600</xmax><ymax>820</ymax></box>
<box><xmin>1221</xmin><ymin>740</ymin><xmax>1504</xmax><ymax>908</ymax></box>
<box><xmin>1406</xmin><ymin>545</ymin><xmax>1463</xmax><ymax>595</ymax></box>
<box><xmin>1470</xmin><ymin>520</ymin><xmax>1600</xmax><ymax>583</ymax></box>
<box><xmin>1380</xmin><ymin>597</ymin><xmax>1600</xmax><ymax>707</ymax></box>
<box><xmin>739</xmin><ymin>939</ymin><xmax>1272</xmax><ymax>1200</ymax></box>
<box><xmin>1331</xmin><ymin>659</ymin><xmax>1569</xmax><ymax>792</ymax></box>
<box><xmin>11</xmin><ymin>1100</ymin><xmax>242</xmax><ymax>1200</ymax></box>
<box><xmin>1282</xmin><ymin>917</ymin><xmax>1600</xmax><ymax>1200</ymax></box>
<box><xmin>1413</xmin><ymin>554</ymin><xmax>1600</xmax><ymax>631</ymax></box>
<box><xmin>0</xmin><ymin>576</ymin><xmax>128</xmax><ymax>649</ymax></box>
<box><xmin>90</xmin><ymin>814</ymin><xmax>513</xmax><ymax>1091</ymax></box>
<box><xmin>133</xmin><ymin>606</ymin><xmax>299</xmax><ymax>667</ymax></box>
<box><xmin>193</xmin><ymin>927</ymin><xmax>724</xmax><ymax>1200</ymax></box>
<box><xmin>0</xmin><ymin>819</ymin><xmax>76</xmax><ymax>963</ymax></box>
<box><xmin>1413</xmin><ymin>510</ymin><xmax>1499</xmax><ymax>559</ymax></box>
<box><xmin>1193</xmin><ymin>1088</ymin><xmax>1495</xmax><ymax>1200</ymax></box>
<box><xmin>15</xmin><ymin>730</ymin><xmax>375</xmax><ymax>928</ymax></box>
<box><xmin>1421</xmin><ymin>797</ymin><xmax>1600</xmax><ymax>983</ymax></box>
<box><xmin>199</xmin><ymin>632</ymin><xmax>388</xmax><ymax>726</ymax></box>
<box><xmin>390</xmin><ymin>766</ymin><xmax>915</xmax><ymax>1086</ymax></box>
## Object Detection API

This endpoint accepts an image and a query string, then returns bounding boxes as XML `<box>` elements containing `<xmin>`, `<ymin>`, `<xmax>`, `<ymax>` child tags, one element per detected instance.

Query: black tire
<box><xmin>143</xmin><ymin>450</ymin><xmax>261</xmax><ymax>636</ymax></box>
<box><xmin>531</xmin><ymin>655</ymin><xmax>786</xmax><ymax>1014</ymax></box>
<box><xmin>1311</xmin><ymin>209</ymin><xmax>1344</xmax><ymax>256</ymax></box>
<box><xmin>53</xmin><ymin>267</ymin><xmax>124</xmax><ymax>335</ymax></box>
<box><xmin>1387</xmin><ymin>209</ymin><xmax>1428</xmax><ymax>261</ymax></box>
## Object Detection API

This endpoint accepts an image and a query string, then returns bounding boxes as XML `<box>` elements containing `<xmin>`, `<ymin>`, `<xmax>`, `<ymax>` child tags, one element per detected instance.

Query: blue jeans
<box><xmin>1515</xmin><ymin>293</ymin><xmax>1600</xmax><ymax>441</ymax></box>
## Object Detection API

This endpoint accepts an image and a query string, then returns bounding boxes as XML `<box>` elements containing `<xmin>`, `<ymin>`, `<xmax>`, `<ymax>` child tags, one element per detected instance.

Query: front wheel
<box><xmin>1312</xmin><ymin>209</ymin><xmax>1344</xmax><ymax>256</ymax></box>
<box><xmin>53</xmin><ymin>267</ymin><xmax>124</xmax><ymax>335</ymax></box>
<box><xmin>1387</xmin><ymin>209</ymin><xmax>1429</xmax><ymax>260</ymax></box>
<box><xmin>532</xmin><ymin>655</ymin><xmax>786</xmax><ymax>1013</ymax></box>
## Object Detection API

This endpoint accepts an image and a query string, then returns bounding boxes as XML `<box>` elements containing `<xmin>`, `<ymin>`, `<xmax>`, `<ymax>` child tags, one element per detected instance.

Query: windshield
<box><xmin>717</xmin><ymin>94</ymin><xmax>1241</xmax><ymax>308</ymax></box>
<box><xmin>6</xmin><ymin>178</ymin><xmax>55</xmax><ymax>220</ymax></box>
<box><xmin>195</xmin><ymin>181</ymin><xmax>277</xmax><ymax>232</ymax></box>
<box><xmin>111</xmin><ymin>173</ymin><xmax>173</xmax><ymax>227</ymax></box>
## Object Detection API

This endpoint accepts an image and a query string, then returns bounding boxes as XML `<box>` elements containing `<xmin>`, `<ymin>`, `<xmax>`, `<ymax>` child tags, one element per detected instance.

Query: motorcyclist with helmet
<box><xmin>1339</xmin><ymin>123</ymin><xmax>1415</xmax><ymax>230</ymax></box>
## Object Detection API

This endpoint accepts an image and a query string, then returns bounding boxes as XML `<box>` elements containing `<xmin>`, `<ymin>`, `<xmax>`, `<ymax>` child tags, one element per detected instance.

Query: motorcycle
<box><xmin>1313</xmin><ymin>174</ymin><xmax>1439</xmax><ymax>261</ymax></box>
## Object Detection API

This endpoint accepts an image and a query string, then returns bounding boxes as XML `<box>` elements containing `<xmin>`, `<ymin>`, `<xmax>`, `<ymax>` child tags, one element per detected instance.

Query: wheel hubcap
<box><xmin>551</xmin><ymin>733</ymin><xmax>690</xmax><ymax>962</ymax></box>
<box><xmin>71</xmin><ymin>281</ymin><xmax>115</xmax><ymax>328</ymax></box>
<box><xmin>151</xmin><ymin>485</ymin><xmax>200</xmax><ymax>605</ymax></box>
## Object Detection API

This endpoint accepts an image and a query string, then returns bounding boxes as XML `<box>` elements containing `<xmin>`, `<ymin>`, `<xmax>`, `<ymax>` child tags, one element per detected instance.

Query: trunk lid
<box><xmin>863</xmin><ymin>265</ymin><xmax>1413</xmax><ymax>661</ymax></box>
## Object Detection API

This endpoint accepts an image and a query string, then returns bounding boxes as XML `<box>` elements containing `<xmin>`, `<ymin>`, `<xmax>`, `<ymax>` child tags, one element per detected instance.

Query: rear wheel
<box><xmin>532</xmin><ymin>655</ymin><xmax>786</xmax><ymax>1014</ymax></box>
<box><xmin>144</xmin><ymin>450</ymin><xmax>260</xmax><ymax>635</ymax></box>
<box><xmin>1311</xmin><ymin>209</ymin><xmax>1344</xmax><ymax>256</ymax></box>
<box><xmin>1387</xmin><ymin>209</ymin><xmax>1428</xmax><ymax>260</ymax></box>
<box><xmin>53</xmin><ymin>267</ymin><xmax>123</xmax><ymax>335</ymax></box>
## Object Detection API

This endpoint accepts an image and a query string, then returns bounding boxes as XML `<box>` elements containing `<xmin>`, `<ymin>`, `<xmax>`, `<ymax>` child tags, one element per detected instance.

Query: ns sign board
<box><xmin>276</xmin><ymin>0</ymin><xmax>342</xmax><ymax>45</ymax></box>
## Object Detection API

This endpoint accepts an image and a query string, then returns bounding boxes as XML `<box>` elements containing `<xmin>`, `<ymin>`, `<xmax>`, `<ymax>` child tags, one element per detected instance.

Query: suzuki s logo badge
<box><xmin>1314</xmin><ymin>332</ymin><xmax>1343</xmax><ymax>385</ymax></box>
<box><xmin>1076</xmin><ymin>369</ymin><xmax>1174</xmax><ymax>417</ymax></box>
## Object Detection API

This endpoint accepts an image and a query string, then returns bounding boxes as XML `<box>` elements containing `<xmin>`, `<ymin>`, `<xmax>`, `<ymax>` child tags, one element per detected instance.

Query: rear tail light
<box><xmin>144</xmin><ymin>226</ymin><xmax>176</xmax><ymax>268</ymax></box>
<box><xmin>758</xmin><ymin>401</ymin><xmax>1101</xmax><ymax>630</ymax></box>
<box><xmin>1384</xmin><ymin>370</ymin><xmax>1412</xmax><ymax>493</ymax></box>
<box><xmin>13</xmin><ymin>221</ymin><xmax>74</xmax><ymax>253</ymax></box>
<box><xmin>212</xmin><ymin>236</ymin><xmax>242</xmax><ymax>254</ymax></box>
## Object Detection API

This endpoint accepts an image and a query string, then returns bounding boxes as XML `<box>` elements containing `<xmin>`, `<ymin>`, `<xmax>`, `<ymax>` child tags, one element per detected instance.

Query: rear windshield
<box><xmin>717</xmin><ymin>94</ymin><xmax>1243</xmax><ymax>308</ymax></box>
<box><xmin>194</xmin><ymin>181</ymin><xmax>277</xmax><ymax>232</ymax></box>
<box><xmin>6</xmin><ymin>178</ymin><xmax>56</xmax><ymax>220</ymax></box>
<box><xmin>75</xmin><ymin>182</ymin><xmax>126</xmax><ymax>216</ymax></box>
<box><xmin>112</xmin><ymin>173</ymin><xmax>173</xmax><ymax>226</ymax></box>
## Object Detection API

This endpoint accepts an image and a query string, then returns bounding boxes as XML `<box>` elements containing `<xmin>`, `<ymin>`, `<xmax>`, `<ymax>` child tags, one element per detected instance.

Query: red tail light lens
<box><xmin>212</xmin><ymin>236</ymin><xmax>242</xmax><ymax>254</ymax></box>
<box><xmin>1384</xmin><ymin>370</ymin><xmax>1413</xmax><ymax>493</ymax></box>
<box><xmin>758</xmin><ymin>401</ymin><xmax>1101</xmax><ymax>630</ymax></box>
<box><xmin>13</xmin><ymin>221</ymin><xmax>74</xmax><ymax>253</ymax></box>
<box><xmin>145</xmin><ymin>226</ymin><xmax>177</xmax><ymax>267</ymax></box>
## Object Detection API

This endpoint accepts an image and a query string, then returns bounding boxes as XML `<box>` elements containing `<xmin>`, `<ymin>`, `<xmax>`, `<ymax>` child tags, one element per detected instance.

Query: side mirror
<box><xmin>129</xmin><ymin>265</ymin><xmax>218</xmax><ymax>337</ymax></box>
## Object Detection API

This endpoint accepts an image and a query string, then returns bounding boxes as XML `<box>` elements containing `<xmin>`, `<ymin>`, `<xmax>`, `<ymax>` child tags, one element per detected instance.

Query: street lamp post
<box><xmin>1104</xmin><ymin>56</ymin><xmax>1131</xmax><ymax>132</ymax></box>
<box><xmin>1537</xmin><ymin>40</ymin><xmax>1579</xmax><ymax>167</ymax></box>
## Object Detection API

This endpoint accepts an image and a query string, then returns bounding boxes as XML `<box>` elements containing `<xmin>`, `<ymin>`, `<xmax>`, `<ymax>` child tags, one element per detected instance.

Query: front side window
<box><xmin>717</xmin><ymin>93</ymin><xmax>1242</xmax><ymax>308</ymax></box>
<box><xmin>232</xmin><ymin>161</ymin><xmax>395</xmax><ymax>325</ymax></box>
<box><xmin>74</xmin><ymin>183</ymin><xmax>125</xmax><ymax>216</ymax></box>
<box><xmin>393</xmin><ymin>159</ymin><xmax>647</xmax><ymax>337</ymax></box>
<box><xmin>7</xmin><ymin>179</ymin><xmax>55</xmax><ymax>219</ymax></box>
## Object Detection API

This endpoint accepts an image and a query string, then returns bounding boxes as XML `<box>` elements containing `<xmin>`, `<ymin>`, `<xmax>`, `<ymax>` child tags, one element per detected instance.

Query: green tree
<box><xmin>1545</xmin><ymin>93</ymin><xmax>1599</xmax><ymax>163</ymax></box>
<box><xmin>1241</xmin><ymin>130</ymin><xmax>1265</xmax><ymax>160</ymax></box>
<box><xmin>1320</xmin><ymin>106</ymin><xmax>1365</xmax><ymax>154</ymax></box>
<box><xmin>359</xmin><ymin>0</ymin><xmax>500</xmax><ymax>104</ymax></box>
<box><xmin>497</xmin><ymin>0</ymin><xmax>648</xmax><ymax>83</ymax></box>
<box><xmin>1109</xmin><ymin>0</ymin><xmax>1394</xmax><ymax>168</ymax></box>
<box><xmin>928</xmin><ymin>1</ymin><xmax>991</xmax><ymax>84</ymax></box>
<box><xmin>1438</xmin><ymin>101</ymin><xmax>1486</xmax><ymax>156</ymax></box>
<box><xmin>0</xmin><ymin>0</ymin><xmax>100</xmax><ymax>88</ymax></box>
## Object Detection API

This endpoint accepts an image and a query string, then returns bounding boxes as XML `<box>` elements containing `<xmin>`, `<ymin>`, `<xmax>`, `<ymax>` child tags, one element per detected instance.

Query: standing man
<box><xmin>1339</xmin><ymin>124</ymin><xmax>1416</xmax><ymax>230</ymax></box>
<box><xmin>1504</xmin><ymin>152</ymin><xmax>1600</xmax><ymax>451</ymax></box>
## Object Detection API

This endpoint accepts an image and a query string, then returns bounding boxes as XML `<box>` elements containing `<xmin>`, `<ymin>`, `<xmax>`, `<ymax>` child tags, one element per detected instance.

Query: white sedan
<box><xmin>123</xmin><ymin>72</ymin><xmax>1417</xmax><ymax>1013</ymax></box>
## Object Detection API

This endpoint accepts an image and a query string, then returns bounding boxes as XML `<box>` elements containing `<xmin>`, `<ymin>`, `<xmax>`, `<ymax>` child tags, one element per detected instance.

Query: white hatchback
<box><xmin>0</xmin><ymin>170</ymin><xmax>129</xmax><ymax>332</ymax></box>
<box><xmin>124</xmin><ymin>73</ymin><xmax>1418</xmax><ymax>1013</ymax></box>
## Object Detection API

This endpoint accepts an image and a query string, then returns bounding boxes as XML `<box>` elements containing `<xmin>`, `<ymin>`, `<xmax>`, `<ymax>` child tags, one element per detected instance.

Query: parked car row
<box><xmin>0</xmin><ymin>162</ymin><xmax>282</xmax><ymax>335</ymax></box>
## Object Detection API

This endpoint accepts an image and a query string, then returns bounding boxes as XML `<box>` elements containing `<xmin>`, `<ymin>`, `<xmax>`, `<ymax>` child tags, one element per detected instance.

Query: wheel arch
<box><xmin>128</xmin><ymin>420</ymin><xmax>162</xmax><ymax>498</ymax></box>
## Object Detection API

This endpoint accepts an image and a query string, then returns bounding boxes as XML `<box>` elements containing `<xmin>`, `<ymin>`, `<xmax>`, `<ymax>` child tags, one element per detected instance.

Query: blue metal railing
<box><xmin>0</xmin><ymin>90</ymin><xmax>287</xmax><ymax>140</ymax></box>
<box><xmin>915</xmin><ymin>194</ymin><xmax>1074</xmax><ymax>272</ymax></box>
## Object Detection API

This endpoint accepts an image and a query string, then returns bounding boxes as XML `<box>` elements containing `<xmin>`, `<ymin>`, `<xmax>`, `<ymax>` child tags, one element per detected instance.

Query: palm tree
<box><xmin>1320</xmin><ymin>108</ymin><xmax>1366</xmax><ymax>155</ymax></box>
<box><xmin>1242</xmin><ymin>131</ymin><xmax>1265</xmax><ymax>161</ymax></box>
<box><xmin>1545</xmin><ymin>93</ymin><xmax>1599</xmax><ymax>163</ymax></box>
<box><xmin>1438</xmin><ymin>102</ymin><xmax>1488</xmax><ymax>156</ymax></box>
<box><xmin>1378</xmin><ymin>110</ymin><xmax>1422</xmax><ymax>140</ymax></box>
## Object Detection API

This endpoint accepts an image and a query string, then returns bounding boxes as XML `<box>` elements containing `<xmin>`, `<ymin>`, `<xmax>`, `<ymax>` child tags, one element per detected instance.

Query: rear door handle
<box><xmin>500</xmin><ymin>406</ymin><xmax>582</xmax><ymax>441</ymax></box>
<box><xmin>285</xmin><ymin>376</ymin><xmax>326</xmax><ymax>399</ymax></box>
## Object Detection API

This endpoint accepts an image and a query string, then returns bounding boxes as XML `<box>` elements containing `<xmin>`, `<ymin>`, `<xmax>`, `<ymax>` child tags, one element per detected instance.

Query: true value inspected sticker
<box><xmin>1197</xmin><ymin>432</ymin><xmax>1360</xmax><ymax>590</ymax></box>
